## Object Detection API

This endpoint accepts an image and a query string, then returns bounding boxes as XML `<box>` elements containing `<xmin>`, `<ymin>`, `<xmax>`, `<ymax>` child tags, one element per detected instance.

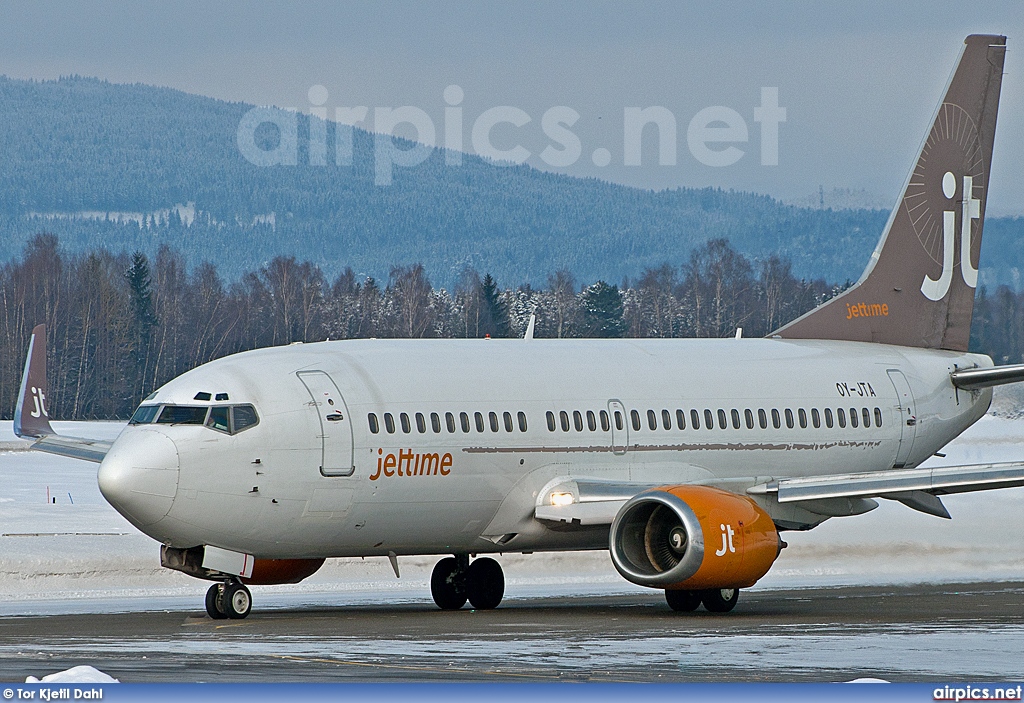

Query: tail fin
<box><xmin>776</xmin><ymin>35</ymin><xmax>1006</xmax><ymax>351</ymax></box>
<box><xmin>14</xmin><ymin>324</ymin><xmax>55</xmax><ymax>438</ymax></box>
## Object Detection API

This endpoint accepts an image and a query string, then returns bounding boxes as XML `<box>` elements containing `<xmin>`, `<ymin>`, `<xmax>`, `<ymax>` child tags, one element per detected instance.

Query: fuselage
<box><xmin>96</xmin><ymin>337</ymin><xmax>993</xmax><ymax>559</ymax></box>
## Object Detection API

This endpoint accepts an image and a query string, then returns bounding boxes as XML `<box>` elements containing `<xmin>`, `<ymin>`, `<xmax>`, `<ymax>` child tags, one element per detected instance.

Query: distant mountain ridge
<box><xmin>0</xmin><ymin>75</ymin><xmax>1021</xmax><ymax>289</ymax></box>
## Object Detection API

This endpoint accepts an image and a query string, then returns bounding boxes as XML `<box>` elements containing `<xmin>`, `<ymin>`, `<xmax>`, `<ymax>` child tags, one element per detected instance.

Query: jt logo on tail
<box><xmin>921</xmin><ymin>172</ymin><xmax>981</xmax><ymax>301</ymax></box>
<box><xmin>29</xmin><ymin>386</ymin><xmax>48</xmax><ymax>419</ymax></box>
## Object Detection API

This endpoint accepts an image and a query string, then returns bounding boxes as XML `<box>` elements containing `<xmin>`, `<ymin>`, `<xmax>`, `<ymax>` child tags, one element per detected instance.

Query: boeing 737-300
<box><xmin>14</xmin><ymin>34</ymin><xmax>1024</xmax><ymax>619</ymax></box>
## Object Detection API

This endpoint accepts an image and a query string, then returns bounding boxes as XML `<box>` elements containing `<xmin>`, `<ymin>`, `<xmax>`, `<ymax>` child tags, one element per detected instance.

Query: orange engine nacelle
<box><xmin>609</xmin><ymin>485</ymin><xmax>780</xmax><ymax>590</ymax></box>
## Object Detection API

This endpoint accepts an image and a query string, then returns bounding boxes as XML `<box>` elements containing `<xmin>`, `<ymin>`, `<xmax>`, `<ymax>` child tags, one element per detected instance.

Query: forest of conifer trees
<box><xmin>1</xmin><ymin>233</ymin><xmax>1021</xmax><ymax>421</ymax></box>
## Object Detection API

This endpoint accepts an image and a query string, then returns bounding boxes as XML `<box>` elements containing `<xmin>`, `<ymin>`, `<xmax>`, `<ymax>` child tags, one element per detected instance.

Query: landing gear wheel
<box><xmin>665</xmin><ymin>589</ymin><xmax>701</xmax><ymax>612</ymax></box>
<box><xmin>700</xmin><ymin>588</ymin><xmax>739</xmax><ymax>613</ymax></box>
<box><xmin>431</xmin><ymin>557</ymin><xmax>468</xmax><ymax>610</ymax></box>
<box><xmin>205</xmin><ymin>583</ymin><xmax>227</xmax><ymax>620</ymax></box>
<box><xmin>466</xmin><ymin>557</ymin><xmax>504</xmax><ymax>610</ymax></box>
<box><xmin>223</xmin><ymin>581</ymin><xmax>252</xmax><ymax>619</ymax></box>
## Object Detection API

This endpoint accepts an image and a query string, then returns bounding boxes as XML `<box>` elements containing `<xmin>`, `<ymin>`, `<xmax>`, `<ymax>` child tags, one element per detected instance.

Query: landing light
<box><xmin>550</xmin><ymin>492</ymin><xmax>575</xmax><ymax>507</ymax></box>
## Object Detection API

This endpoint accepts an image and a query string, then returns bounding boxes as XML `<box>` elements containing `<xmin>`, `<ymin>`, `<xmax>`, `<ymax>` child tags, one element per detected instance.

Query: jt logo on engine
<box><xmin>921</xmin><ymin>172</ymin><xmax>981</xmax><ymax>301</ymax></box>
<box><xmin>715</xmin><ymin>523</ymin><xmax>736</xmax><ymax>557</ymax></box>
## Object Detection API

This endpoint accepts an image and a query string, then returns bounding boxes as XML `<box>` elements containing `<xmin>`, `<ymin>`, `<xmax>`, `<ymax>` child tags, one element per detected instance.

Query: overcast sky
<box><xmin>2</xmin><ymin>1</ymin><xmax>1022</xmax><ymax>213</ymax></box>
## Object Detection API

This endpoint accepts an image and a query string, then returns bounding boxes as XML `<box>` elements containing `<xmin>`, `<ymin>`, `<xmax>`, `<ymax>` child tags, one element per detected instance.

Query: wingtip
<box><xmin>14</xmin><ymin>324</ymin><xmax>54</xmax><ymax>439</ymax></box>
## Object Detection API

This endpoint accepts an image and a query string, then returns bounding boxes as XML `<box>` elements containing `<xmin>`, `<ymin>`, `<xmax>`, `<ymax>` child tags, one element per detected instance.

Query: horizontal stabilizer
<box><xmin>749</xmin><ymin>461</ymin><xmax>1024</xmax><ymax>506</ymax></box>
<box><xmin>951</xmin><ymin>364</ymin><xmax>1024</xmax><ymax>390</ymax></box>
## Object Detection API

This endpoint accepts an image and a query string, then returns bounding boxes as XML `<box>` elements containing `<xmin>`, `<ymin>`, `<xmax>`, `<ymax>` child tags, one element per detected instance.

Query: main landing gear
<box><xmin>665</xmin><ymin>587</ymin><xmax>740</xmax><ymax>613</ymax></box>
<box><xmin>430</xmin><ymin>555</ymin><xmax>505</xmax><ymax>610</ymax></box>
<box><xmin>205</xmin><ymin>579</ymin><xmax>253</xmax><ymax>619</ymax></box>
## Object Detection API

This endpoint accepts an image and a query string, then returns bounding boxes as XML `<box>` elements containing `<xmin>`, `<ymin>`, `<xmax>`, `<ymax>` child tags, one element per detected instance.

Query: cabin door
<box><xmin>297</xmin><ymin>370</ymin><xmax>354</xmax><ymax>476</ymax></box>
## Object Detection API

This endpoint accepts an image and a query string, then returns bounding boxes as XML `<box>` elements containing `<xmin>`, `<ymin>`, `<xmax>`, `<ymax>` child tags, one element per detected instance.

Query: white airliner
<box><xmin>14</xmin><ymin>35</ymin><xmax>1024</xmax><ymax>619</ymax></box>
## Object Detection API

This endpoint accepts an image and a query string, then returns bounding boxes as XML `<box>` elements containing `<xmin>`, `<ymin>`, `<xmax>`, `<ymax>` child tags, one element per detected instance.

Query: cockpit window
<box><xmin>129</xmin><ymin>402</ymin><xmax>259</xmax><ymax>434</ymax></box>
<box><xmin>129</xmin><ymin>404</ymin><xmax>160</xmax><ymax>425</ymax></box>
<box><xmin>232</xmin><ymin>405</ymin><xmax>259</xmax><ymax>432</ymax></box>
<box><xmin>206</xmin><ymin>406</ymin><xmax>230</xmax><ymax>433</ymax></box>
<box><xmin>156</xmin><ymin>405</ymin><xmax>209</xmax><ymax>425</ymax></box>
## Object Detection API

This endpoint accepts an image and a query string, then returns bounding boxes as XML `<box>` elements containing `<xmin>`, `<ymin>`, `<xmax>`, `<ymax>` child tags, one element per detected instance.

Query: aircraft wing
<box><xmin>535</xmin><ymin>460</ymin><xmax>1024</xmax><ymax>526</ymax></box>
<box><xmin>746</xmin><ymin>462</ymin><xmax>1024</xmax><ymax>519</ymax></box>
<box><xmin>13</xmin><ymin>324</ymin><xmax>113</xmax><ymax>464</ymax></box>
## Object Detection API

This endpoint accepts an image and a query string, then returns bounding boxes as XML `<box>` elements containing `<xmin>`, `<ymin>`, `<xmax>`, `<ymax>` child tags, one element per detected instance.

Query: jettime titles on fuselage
<box><xmin>370</xmin><ymin>448</ymin><xmax>453</xmax><ymax>481</ymax></box>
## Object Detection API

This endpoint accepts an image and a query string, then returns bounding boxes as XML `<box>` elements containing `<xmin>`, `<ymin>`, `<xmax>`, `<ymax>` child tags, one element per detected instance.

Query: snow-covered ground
<box><xmin>1</xmin><ymin>404</ymin><xmax>1023</xmax><ymax>616</ymax></box>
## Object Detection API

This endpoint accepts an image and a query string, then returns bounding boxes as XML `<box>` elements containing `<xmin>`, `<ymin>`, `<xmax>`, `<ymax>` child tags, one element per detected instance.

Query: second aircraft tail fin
<box><xmin>776</xmin><ymin>34</ymin><xmax>1006</xmax><ymax>351</ymax></box>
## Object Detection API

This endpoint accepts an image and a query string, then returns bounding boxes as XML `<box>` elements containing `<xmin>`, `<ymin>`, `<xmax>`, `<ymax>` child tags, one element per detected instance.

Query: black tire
<box><xmin>205</xmin><ymin>583</ymin><xmax>227</xmax><ymax>619</ymax></box>
<box><xmin>665</xmin><ymin>589</ymin><xmax>701</xmax><ymax>612</ymax></box>
<box><xmin>700</xmin><ymin>588</ymin><xmax>739</xmax><ymax>613</ymax></box>
<box><xmin>466</xmin><ymin>557</ymin><xmax>504</xmax><ymax>610</ymax></box>
<box><xmin>223</xmin><ymin>581</ymin><xmax>252</xmax><ymax>619</ymax></box>
<box><xmin>431</xmin><ymin>557</ymin><xmax>467</xmax><ymax>610</ymax></box>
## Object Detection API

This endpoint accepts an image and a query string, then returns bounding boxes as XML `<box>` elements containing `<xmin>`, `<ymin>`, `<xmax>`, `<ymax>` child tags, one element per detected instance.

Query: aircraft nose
<box><xmin>98</xmin><ymin>428</ymin><xmax>180</xmax><ymax>527</ymax></box>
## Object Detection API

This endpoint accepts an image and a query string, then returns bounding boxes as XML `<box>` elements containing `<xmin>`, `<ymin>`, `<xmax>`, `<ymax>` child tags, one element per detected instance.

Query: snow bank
<box><xmin>26</xmin><ymin>665</ymin><xmax>119</xmax><ymax>683</ymax></box>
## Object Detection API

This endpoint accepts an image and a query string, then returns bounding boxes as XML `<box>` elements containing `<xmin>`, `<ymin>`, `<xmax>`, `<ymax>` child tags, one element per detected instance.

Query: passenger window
<box><xmin>758</xmin><ymin>409</ymin><xmax>767</xmax><ymax>429</ymax></box>
<box><xmin>785</xmin><ymin>409</ymin><xmax>794</xmax><ymax>429</ymax></box>
<box><xmin>600</xmin><ymin>410</ymin><xmax>610</xmax><ymax>432</ymax></box>
<box><xmin>232</xmin><ymin>405</ymin><xmax>259</xmax><ymax>433</ymax></box>
<box><xmin>661</xmin><ymin>409</ymin><xmax>671</xmax><ymax>430</ymax></box>
<box><xmin>587</xmin><ymin>410</ymin><xmax>597</xmax><ymax>432</ymax></box>
<box><xmin>430</xmin><ymin>412</ymin><xmax>441</xmax><ymax>433</ymax></box>
<box><xmin>614</xmin><ymin>410</ymin><xmax>623</xmax><ymax>431</ymax></box>
<box><xmin>446</xmin><ymin>412</ymin><xmax>456</xmax><ymax>433</ymax></box>
<box><xmin>849</xmin><ymin>408</ymin><xmax>859</xmax><ymax>428</ymax></box>
<box><xmin>744</xmin><ymin>409</ymin><xmax>754</xmax><ymax>429</ymax></box>
<box><xmin>488</xmin><ymin>412</ymin><xmax>499</xmax><ymax>432</ymax></box>
<box><xmin>206</xmin><ymin>406</ymin><xmax>230</xmax><ymax>433</ymax></box>
<box><xmin>825</xmin><ymin>408</ymin><xmax>834</xmax><ymax>428</ymax></box>
<box><xmin>874</xmin><ymin>407</ymin><xmax>883</xmax><ymax>427</ymax></box>
<box><xmin>811</xmin><ymin>408</ymin><xmax>820</xmax><ymax>429</ymax></box>
<box><xmin>718</xmin><ymin>409</ymin><xmax>727</xmax><ymax>429</ymax></box>
<box><xmin>503</xmin><ymin>412</ymin><xmax>513</xmax><ymax>432</ymax></box>
<box><xmin>798</xmin><ymin>409</ymin><xmax>807</xmax><ymax>429</ymax></box>
<box><xmin>518</xmin><ymin>411</ymin><xmax>528</xmax><ymax>432</ymax></box>
<box><xmin>156</xmin><ymin>405</ymin><xmax>208</xmax><ymax>425</ymax></box>
<box><xmin>704</xmin><ymin>409</ymin><xmax>714</xmax><ymax>429</ymax></box>
<box><xmin>368</xmin><ymin>413</ymin><xmax>380</xmax><ymax>434</ymax></box>
<box><xmin>676</xmin><ymin>409</ymin><xmax>686</xmax><ymax>430</ymax></box>
<box><xmin>862</xmin><ymin>408</ymin><xmax>872</xmax><ymax>428</ymax></box>
<box><xmin>691</xmin><ymin>409</ymin><xmax>701</xmax><ymax>429</ymax></box>
<box><xmin>415</xmin><ymin>412</ymin><xmax>426</xmax><ymax>433</ymax></box>
<box><xmin>560</xmin><ymin>410</ymin><xmax>570</xmax><ymax>432</ymax></box>
<box><xmin>400</xmin><ymin>413</ymin><xmax>411</xmax><ymax>433</ymax></box>
<box><xmin>647</xmin><ymin>409</ymin><xmax>657</xmax><ymax>431</ymax></box>
<box><xmin>771</xmin><ymin>409</ymin><xmax>781</xmax><ymax>429</ymax></box>
<box><xmin>731</xmin><ymin>409</ymin><xmax>741</xmax><ymax>430</ymax></box>
<box><xmin>475</xmin><ymin>412</ymin><xmax>485</xmax><ymax>432</ymax></box>
<box><xmin>546</xmin><ymin>411</ymin><xmax>556</xmax><ymax>432</ymax></box>
<box><xmin>837</xmin><ymin>408</ymin><xmax>847</xmax><ymax>428</ymax></box>
<box><xmin>631</xmin><ymin>410</ymin><xmax>641</xmax><ymax>431</ymax></box>
<box><xmin>574</xmin><ymin>410</ymin><xmax>584</xmax><ymax>432</ymax></box>
<box><xmin>385</xmin><ymin>412</ymin><xmax>396</xmax><ymax>433</ymax></box>
<box><xmin>460</xmin><ymin>412</ymin><xmax>471</xmax><ymax>433</ymax></box>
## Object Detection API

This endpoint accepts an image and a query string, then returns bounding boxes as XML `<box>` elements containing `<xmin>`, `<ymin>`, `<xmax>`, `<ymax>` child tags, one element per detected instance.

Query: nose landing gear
<box><xmin>205</xmin><ymin>580</ymin><xmax>253</xmax><ymax>619</ymax></box>
<box><xmin>430</xmin><ymin>555</ymin><xmax>505</xmax><ymax>610</ymax></box>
